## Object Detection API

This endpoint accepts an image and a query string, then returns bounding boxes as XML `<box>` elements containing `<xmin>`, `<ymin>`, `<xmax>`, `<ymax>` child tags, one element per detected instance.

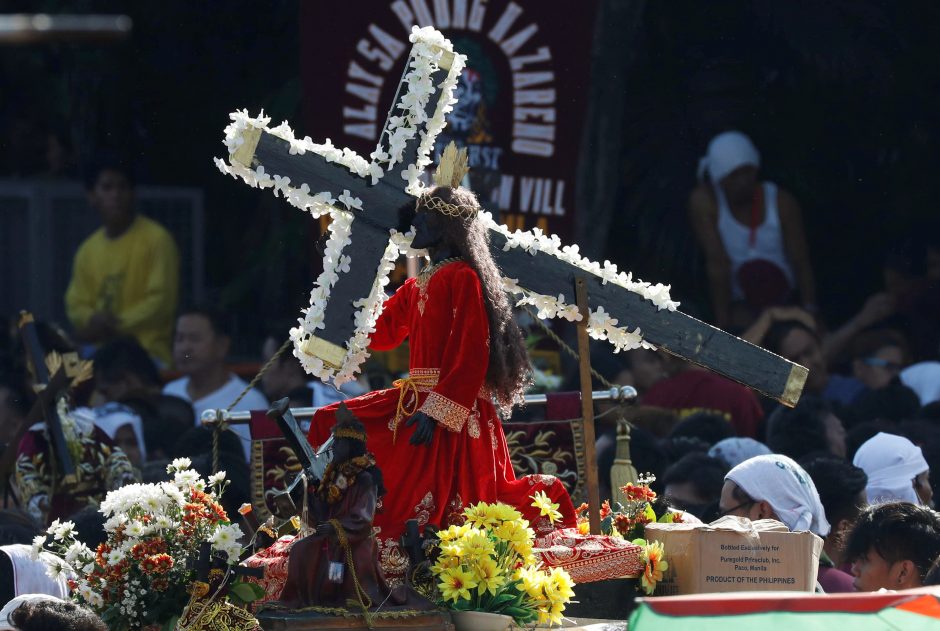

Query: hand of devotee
<box><xmin>854</xmin><ymin>292</ymin><xmax>896</xmax><ymax>328</ymax></box>
<box><xmin>81</xmin><ymin>311</ymin><xmax>119</xmax><ymax>341</ymax></box>
<box><xmin>406</xmin><ymin>412</ymin><xmax>436</xmax><ymax>446</ymax></box>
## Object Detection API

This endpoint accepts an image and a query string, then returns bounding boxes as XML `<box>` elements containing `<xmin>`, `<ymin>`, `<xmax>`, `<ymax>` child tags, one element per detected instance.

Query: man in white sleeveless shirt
<box><xmin>689</xmin><ymin>131</ymin><xmax>816</xmax><ymax>331</ymax></box>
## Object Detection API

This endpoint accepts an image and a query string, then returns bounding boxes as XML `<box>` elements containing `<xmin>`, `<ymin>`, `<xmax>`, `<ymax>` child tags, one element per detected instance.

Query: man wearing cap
<box><xmin>689</xmin><ymin>131</ymin><xmax>816</xmax><ymax>331</ymax></box>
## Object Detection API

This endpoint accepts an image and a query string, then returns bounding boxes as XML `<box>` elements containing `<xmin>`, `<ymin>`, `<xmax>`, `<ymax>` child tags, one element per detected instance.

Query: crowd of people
<box><xmin>590</xmin><ymin>130</ymin><xmax>940</xmax><ymax>594</ymax></box>
<box><xmin>0</xmin><ymin>133</ymin><xmax>937</xmax><ymax>626</ymax></box>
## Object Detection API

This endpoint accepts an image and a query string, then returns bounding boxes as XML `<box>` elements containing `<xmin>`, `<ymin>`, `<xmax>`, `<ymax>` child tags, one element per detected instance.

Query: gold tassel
<box><xmin>609</xmin><ymin>419</ymin><xmax>639</xmax><ymax>496</ymax></box>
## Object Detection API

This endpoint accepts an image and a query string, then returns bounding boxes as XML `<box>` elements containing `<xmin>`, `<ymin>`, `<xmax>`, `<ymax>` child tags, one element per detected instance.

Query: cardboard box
<box><xmin>645</xmin><ymin>516</ymin><xmax>823</xmax><ymax>596</ymax></box>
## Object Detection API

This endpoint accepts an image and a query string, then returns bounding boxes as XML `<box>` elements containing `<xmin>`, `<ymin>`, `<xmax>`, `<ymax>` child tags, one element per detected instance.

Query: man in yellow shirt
<box><xmin>65</xmin><ymin>159</ymin><xmax>180</xmax><ymax>366</ymax></box>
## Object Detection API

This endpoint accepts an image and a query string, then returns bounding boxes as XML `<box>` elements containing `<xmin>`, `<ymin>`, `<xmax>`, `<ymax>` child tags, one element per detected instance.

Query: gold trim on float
<box><xmin>782</xmin><ymin>363</ymin><xmax>809</xmax><ymax>408</ymax></box>
<box><xmin>299</xmin><ymin>336</ymin><xmax>345</xmax><ymax>369</ymax></box>
<box><xmin>437</xmin><ymin>48</ymin><xmax>455</xmax><ymax>71</ymax></box>
<box><xmin>232</xmin><ymin>126</ymin><xmax>262</xmax><ymax>168</ymax></box>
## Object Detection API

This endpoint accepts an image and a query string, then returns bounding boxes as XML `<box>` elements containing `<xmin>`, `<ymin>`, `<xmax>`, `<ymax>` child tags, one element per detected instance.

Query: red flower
<box><xmin>620</xmin><ymin>483</ymin><xmax>656</xmax><ymax>503</ymax></box>
<box><xmin>140</xmin><ymin>553</ymin><xmax>173</xmax><ymax>575</ymax></box>
<box><xmin>131</xmin><ymin>543</ymin><xmax>147</xmax><ymax>560</ymax></box>
<box><xmin>600</xmin><ymin>500</ymin><xmax>612</xmax><ymax>520</ymax></box>
<box><xmin>614</xmin><ymin>514</ymin><xmax>633</xmax><ymax>536</ymax></box>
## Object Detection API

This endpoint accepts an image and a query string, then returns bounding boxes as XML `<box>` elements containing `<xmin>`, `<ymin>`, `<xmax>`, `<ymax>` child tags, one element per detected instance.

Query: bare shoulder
<box><xmin>774</xmin><ymin>186</ymin><xmax>802</xmax><ymax>218</ymax></box>
<box><xmin>688</xmin><ymin>183</ymin><xmax>717</xmax><ymax>218</ymax></box>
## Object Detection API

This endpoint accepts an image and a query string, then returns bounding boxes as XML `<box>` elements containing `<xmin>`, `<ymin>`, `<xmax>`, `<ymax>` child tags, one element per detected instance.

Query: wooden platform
<box><xmin>254</xmin><ymin>608</ymin><xmax>454</xmax><ymax>630</ymax></box>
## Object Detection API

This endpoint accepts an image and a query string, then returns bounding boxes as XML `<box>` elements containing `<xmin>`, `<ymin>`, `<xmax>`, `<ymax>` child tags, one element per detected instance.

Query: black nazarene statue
<box><xmin>305</xmin><ymin>145</ymin><xmax>576</xmax><ymax>583</ymax></box>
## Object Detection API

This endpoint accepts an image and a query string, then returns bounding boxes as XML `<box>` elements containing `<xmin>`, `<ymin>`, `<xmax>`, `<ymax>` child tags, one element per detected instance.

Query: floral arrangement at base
<box><xmin>574</xmin><ymin>474</ymin><xmax>672</xmax><ymax>594</ymax></box>
<box><xmin>32</xmin><ymin>458</ymin><xmax>254</xmax><ymax>631</ymax></box>
<box><xmin>429</xmin><ymin>501</ymin><xmax>575</xmax><ymax>627</ymax></box>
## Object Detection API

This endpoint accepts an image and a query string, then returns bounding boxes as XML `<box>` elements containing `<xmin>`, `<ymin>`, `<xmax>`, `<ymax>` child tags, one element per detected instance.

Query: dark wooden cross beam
<box><xmin>229</xmin><ymin>137</ymin><xmax>805</xmax><ymax>407</ymax></box>
<box><xmin>0</xmin><ymin>313</ymin><xmax>79</xmax><ymax>487</ymax></box>
<box><xmin>224</xmin><ymin>41</ymin><xmax>806</xmax><ymax>406</ymax></box>
<box><xmin>233</xmin><ymin>49</ymin><xmax>457</xmax><ymax>369</ymax></box>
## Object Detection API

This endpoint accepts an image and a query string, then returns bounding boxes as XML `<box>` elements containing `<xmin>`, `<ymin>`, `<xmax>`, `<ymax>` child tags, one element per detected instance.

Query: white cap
<box><xmin>697</xmin><ymin>131</ymin><xmax>761</xmax><ymax>183</ymax></box>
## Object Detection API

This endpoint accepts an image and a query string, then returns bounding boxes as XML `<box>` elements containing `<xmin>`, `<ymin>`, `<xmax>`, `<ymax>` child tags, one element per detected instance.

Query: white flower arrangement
<box><xmin>215</xmin><ymin>24</ymin><xmax>677</xmax><ymax>385</ymax></box>
<box><xmin>33</xmin><ymin>462</ymin><xmax>243</xmax><ymax>628</ymax></box>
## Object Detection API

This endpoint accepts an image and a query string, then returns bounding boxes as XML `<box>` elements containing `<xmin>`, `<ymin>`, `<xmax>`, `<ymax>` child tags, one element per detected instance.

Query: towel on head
<box><xmin>900</xmin><ymin>361</ymin><xmax>940</xmax><ymax>407</ymax></box>
<box><xmin>697</xmin><ymin>131</ymin><xmax>760</xmax><ymax>183</ymax></box>
<box><xmin>853</xmin><ymin>432</ymin><xmax>929</xmax><ymax>505</ymax></box>
<box><xmin>725</xmin><ymin>454</ymin><xmax>830</xmax><ymax>537</ymax></box>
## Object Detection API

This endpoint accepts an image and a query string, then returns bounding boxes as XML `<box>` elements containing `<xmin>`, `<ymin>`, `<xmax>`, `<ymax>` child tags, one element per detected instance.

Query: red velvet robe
<box><xmin>309</xmin><ymin>261</ymin><xmax>576</xmax><ymax>583</ymax></box>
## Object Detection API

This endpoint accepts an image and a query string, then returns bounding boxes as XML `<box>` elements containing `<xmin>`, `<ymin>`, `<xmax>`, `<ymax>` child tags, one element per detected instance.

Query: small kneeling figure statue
<box><xmin>278</xmin><ymin>402</ymin><xmax>432</xmax><ymax>612</ymax></box>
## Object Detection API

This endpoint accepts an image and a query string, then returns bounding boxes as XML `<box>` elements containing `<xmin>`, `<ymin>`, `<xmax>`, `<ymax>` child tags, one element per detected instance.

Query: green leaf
<box><xmin>161</xmin><ymin>616</ymin><xmax>180</xmax><ymax>631</ymax></box>
<box><xmin>452</xmin><ymin>599</ymin><xmax>472</xmax><ymax>611</ymax></box>
<box><xmin>229</xmin><ymin>581</ymin><xmax>264</xmax><ymax>604</ymax></box>
<box><xmin>504</xmin><ymin>605</ymin><xmax>532</xmax><ymax>622</ymax></box>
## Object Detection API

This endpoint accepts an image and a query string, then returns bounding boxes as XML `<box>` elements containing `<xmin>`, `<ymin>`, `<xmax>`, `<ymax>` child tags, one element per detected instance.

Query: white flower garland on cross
<box><xmin>215</xmin><ymin>26</ymin><xmax>677</xmax><ymax>387</ymax></box>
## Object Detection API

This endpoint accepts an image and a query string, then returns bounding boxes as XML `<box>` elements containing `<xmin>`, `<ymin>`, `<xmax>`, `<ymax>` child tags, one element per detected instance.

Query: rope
<box><xmin>228</xmin><ymin>338</ymin><xmax>293</xmax><ymax>412</ymax></box>
<box><xmin>212</xmin><ymin>338</ymin><xmax>294</xmax><ymax>474</ymax></box>
<box><xmin>389</xmin><ymin>373</ymin><xmax>437</xmax><ymax>443</ymax></box>
<box><xmin>521</xmin><ymin>305</ymin><xmax>617</xmax><ymax>390</ymax></box>
<box><xmin>331</xmin><ymin>518</ymin><xmax>374</xmax><ymax>627</ymax></box>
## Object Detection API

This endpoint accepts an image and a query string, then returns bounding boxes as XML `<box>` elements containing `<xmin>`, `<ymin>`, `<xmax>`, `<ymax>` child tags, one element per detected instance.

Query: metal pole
<box><xmin>199</xmin><ymin>385</ymin><xmax>637</xmax><ymax>427</ymax></box>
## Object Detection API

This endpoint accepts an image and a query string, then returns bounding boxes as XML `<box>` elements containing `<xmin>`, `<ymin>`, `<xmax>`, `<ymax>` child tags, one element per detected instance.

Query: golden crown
<box><xmin>421</xmin><ymin>142</ymin><xmax>477</xmax><ymax>220</ymax></box>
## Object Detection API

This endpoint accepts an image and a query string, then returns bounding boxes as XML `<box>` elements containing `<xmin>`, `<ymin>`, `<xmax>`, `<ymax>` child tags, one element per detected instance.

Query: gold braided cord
<box><xmin>390</xmin><ymin>373</ymin><xmax>438</xmax><ymax>444</ymax></box>
<box><xmin>419</xmin><ymin>191</ymin><xmax>477</xmax><ymax>220</ymax></box>
<box><xmin>333</xmin><ymin>428</ymin><xmax>367</xmax><ymax>442</ymax></box>
<box><xmin>330</xmin><ymin>518</ymin><xmax>373</xmax><ymax>626</ymax></box>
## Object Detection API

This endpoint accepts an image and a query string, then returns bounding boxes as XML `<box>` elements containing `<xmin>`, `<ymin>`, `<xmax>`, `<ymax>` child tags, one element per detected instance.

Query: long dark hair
<box><xmin>417</xmin><ymin>186</ymin><xmax>531</xmax><ymax>415</ymax></box>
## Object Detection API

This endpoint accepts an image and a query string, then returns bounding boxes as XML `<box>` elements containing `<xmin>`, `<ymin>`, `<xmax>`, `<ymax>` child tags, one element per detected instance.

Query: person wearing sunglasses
<box><xmin>718</xmin><ymin>454</ymin><xmax>829</xmax><ymax>535</ymax></box>
<box><xmin>719</xmin><ymin>454</ymin><xmax>848</xmax><ymax>591</ymax></box>
<box><xmin>851</xmin><ymin>329</ymin><xmax>908</xmax><ymax>391</ymax></box>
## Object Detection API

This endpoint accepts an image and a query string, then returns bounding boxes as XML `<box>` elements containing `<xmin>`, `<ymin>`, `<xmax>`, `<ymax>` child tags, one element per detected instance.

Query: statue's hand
<box><xmin>405</xmin><ymin>411</ymin><xmax>436</xmax><ymax>446</ymax></box>
<box><xmin>315</xmin><ymin>521</ymin><xmax>335</xmax><ymax>537</ymax></box>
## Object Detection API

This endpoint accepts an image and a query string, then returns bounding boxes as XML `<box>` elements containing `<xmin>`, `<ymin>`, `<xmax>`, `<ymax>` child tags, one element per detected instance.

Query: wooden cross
<box><xmin>0</xmin><ymin>313</ymin><xmax>87</xmax><ymax>491</ymax></box>
<box><xmin>221</xmin><ymin>37</ymin><xmax>806</xmax><ymax>407</ymax></box>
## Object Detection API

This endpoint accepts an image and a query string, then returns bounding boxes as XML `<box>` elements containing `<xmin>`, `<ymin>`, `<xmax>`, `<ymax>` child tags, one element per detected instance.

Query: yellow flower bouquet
<box><xmin>430</xmin><ymin>501</ymin><xmax>575</xmax><ymax>627</ymax></box>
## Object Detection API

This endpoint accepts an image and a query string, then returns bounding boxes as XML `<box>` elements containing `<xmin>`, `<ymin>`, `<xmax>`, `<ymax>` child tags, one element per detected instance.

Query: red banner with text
<box><xmin>299</xmin><ymin>0</ymin><xmax>599</xmax><ymax>241</ymax></box>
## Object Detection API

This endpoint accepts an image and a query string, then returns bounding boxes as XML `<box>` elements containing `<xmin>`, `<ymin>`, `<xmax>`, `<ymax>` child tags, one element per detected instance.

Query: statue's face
<box><xmin>331</xmin><ymin>438</ymin><xmax>351</xmax><ymax>463</ymax></box>
<box><xmin>409</xmin><ymin>209</ymin><xmax>443</xmax><ymax>250</ymax></box>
